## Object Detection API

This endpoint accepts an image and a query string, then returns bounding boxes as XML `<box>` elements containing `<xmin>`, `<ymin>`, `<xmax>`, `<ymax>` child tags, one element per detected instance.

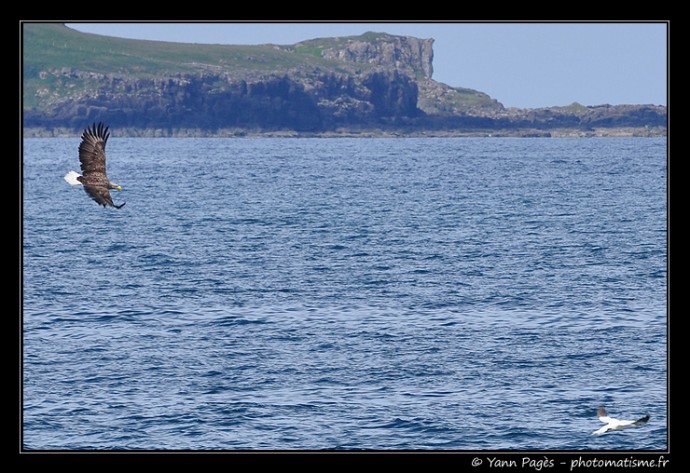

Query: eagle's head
<box><xmin>108</xmin><ymin>181</ymin><xmax>123</xmax><ymax>191</ymax></box>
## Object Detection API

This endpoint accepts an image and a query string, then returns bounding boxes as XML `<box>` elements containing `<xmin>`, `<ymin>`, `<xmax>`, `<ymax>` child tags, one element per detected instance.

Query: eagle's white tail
<box><xmin>64</xmin><ymin>171</ymin><xmax>82</xmax><ymax>186</ymax></box>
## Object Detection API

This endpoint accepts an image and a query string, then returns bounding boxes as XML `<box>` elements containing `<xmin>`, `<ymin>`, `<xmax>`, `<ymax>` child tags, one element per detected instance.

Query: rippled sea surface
<box><xmin>23</xmin><ymin>137</ymin><xmax>667</xmax><ymax>450</ymax></box>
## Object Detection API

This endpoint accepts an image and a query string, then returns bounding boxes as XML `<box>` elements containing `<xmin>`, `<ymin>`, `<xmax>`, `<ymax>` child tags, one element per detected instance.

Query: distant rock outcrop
<box><xmin>312</xmin><ymin>33</ymin><xmax>434</xmax><ymax>79</ymax></box>
<box><xmin>22</xmin><ymin>24</ymin><xmax>666</xmax><ymax>135</ymax></box>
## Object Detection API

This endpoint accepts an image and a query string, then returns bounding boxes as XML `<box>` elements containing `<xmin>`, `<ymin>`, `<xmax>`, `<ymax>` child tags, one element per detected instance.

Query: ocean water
<box><xmin>22</xmin><ymin>137</ymin><xmax>667</xmax><ymax>450</ymax></box>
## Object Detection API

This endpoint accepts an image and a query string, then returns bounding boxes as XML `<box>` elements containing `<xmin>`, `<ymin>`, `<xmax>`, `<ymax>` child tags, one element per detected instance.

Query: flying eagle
<box><xmin>64</xmin><ymin>122</ymin><xmax>125</xmax><ymax>208</ymax></box>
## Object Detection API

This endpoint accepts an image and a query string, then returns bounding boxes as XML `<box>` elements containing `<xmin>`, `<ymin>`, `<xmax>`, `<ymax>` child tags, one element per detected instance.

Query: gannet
<box><xmin>592</xmin><ymin>406</ymin><xmax>650</xmax><ymax>435</ymax></box>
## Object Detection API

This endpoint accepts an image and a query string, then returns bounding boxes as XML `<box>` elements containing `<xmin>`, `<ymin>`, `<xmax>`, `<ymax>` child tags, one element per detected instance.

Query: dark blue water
<box><xmin>23</xmin><ymin>137</ymin><xmax>667</xmax><ymax>450</ymax></box>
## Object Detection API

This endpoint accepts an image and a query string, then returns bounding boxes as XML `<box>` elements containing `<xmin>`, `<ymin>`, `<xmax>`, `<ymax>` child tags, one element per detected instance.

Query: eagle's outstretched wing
<box><xmin>78</xmin><ymin>122</ymin><xmax>109</xmax><ymax>177</ymax></box>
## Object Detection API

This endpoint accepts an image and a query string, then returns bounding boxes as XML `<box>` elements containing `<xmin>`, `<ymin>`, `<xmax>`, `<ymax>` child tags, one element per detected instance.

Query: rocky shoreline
<box><xmin>23</xmin><ymin>126</ymin><xmax>666</xmax><ymax>138</ymax></box>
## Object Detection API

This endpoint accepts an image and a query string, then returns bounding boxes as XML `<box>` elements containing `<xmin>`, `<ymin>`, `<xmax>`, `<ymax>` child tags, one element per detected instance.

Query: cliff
<box><xmin>25</xmin><ymin>68</ymin><xmax>419</xmax><ymax>131</ymax></box>
<box><xmin>294</xmin><ymin>32</ymin><xmax>434</xmax><ymax>79</ymax></box>
<box><xmin>23</xmin><ymin>24</ymin><xmax>666</xmax><ymax>135</ymax></box>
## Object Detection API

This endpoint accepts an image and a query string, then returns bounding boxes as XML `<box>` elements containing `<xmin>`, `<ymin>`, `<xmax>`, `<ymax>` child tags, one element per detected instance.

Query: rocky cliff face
<box><xmin>314</xmin><ymin>33</ymin><xmax>434</xmax><ymax>79</ymax></box>
<box><xmin>24</xmin><ymin>67</ymin><xmax>420</xmax><ymax>131</ymax></box>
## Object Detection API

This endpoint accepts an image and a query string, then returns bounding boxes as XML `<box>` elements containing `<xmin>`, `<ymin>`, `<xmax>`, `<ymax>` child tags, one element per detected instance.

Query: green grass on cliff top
<box><xmin>23</xmin><ymin>23</ymin><xmax>346</xmax><ymax>78</ymax></box>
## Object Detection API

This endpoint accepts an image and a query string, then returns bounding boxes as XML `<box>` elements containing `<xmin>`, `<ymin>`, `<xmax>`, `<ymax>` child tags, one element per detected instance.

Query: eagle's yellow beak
<box><xmin>116</xmin><ymin>185</ymin><xmax>123</xmax><ymax>191</ymax></box>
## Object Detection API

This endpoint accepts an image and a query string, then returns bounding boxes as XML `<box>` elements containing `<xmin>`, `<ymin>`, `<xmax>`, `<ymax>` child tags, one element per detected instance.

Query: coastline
<box><xmin>23</xmin><ymin>126</ymin><xmax>667</xmax><ymax>139</ymax></box>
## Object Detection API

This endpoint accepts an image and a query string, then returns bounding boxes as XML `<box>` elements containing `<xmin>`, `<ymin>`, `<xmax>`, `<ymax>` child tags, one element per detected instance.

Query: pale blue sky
<box><xmin>67</xmin><ymin>22</ymin><xmax>667</xmax><ymax>109</ymax></box>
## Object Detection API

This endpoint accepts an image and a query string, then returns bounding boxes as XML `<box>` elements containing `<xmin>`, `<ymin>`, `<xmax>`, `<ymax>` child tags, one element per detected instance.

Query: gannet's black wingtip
<box><xmin>634</xmin><ymin>415</ymin><xmax>650</xmax><ymax>425</ymax></box>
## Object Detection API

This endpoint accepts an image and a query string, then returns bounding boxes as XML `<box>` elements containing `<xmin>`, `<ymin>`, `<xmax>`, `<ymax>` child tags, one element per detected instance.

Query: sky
<box><xmin>66</xmin><ymin>22</ymin><xmax>667</xmax><ymax>109</ymax></box>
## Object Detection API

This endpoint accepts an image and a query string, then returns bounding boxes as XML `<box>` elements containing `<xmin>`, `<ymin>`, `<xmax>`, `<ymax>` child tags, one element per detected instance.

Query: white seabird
<box><xmin>592</xmin><ymin>406</ymin><xmax>650</xmax><ymax>435</ymax></box>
